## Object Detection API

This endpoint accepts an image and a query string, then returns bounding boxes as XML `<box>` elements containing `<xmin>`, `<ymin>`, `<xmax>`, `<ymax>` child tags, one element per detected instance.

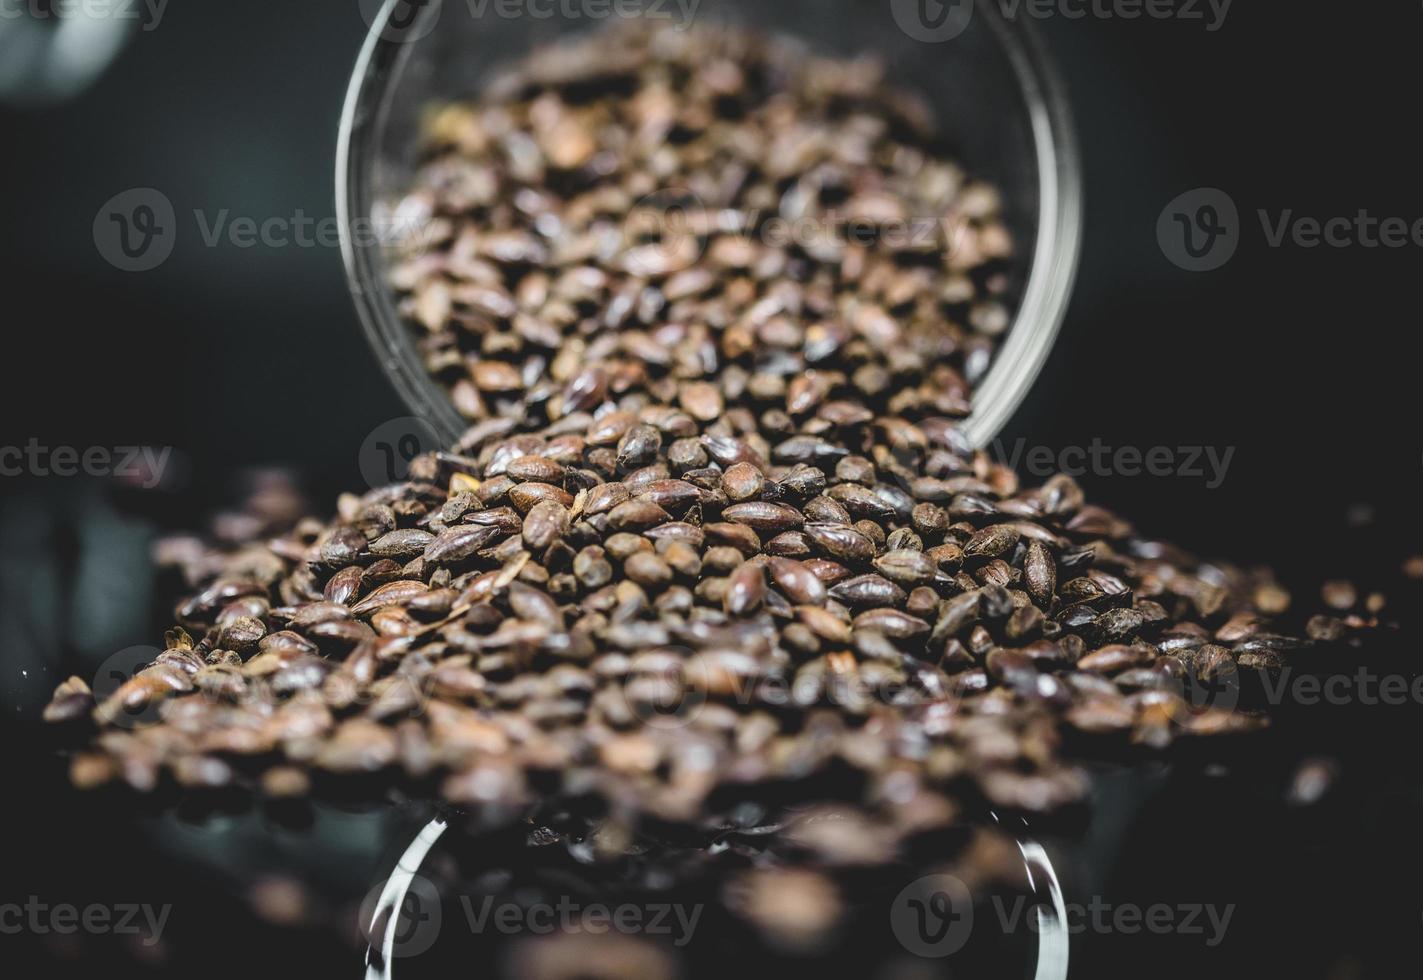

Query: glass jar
<box><xmin>361</xmin><ymin>809</ymin><xmax>1071</xmax><ymax>979</ymax></box>
<box><xmin>337</xmin><ymin>0</ymin><xmax>1082</xmax><ymax>448</ymax></box>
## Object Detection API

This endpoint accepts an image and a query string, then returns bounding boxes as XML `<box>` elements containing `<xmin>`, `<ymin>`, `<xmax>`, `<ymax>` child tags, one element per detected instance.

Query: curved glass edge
<box><xmin>961</xmin><ymin>6</ymin><xmax>1083</xmax><ymax>450</ymax></box>
<box><xmin>339</xmin><ymin>0</ymin><xmax>1084</xmax><ymax>451</ymax></box>
<box><xmin>339</xmin><ymin>0</ymin><xmax>468</xmax><ymax>446</ymax></box>
<box><xmin>363</xmin><ymin>813</ymin><xmax>1071</xmax><ymax>979</ymax></box>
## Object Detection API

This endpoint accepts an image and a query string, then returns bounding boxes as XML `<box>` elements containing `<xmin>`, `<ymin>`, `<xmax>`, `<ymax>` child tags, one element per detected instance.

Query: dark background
<box><xmin>2</xmin><ymin>1</ymin><xmax>1421</xmax><ymax>976</ymax></box>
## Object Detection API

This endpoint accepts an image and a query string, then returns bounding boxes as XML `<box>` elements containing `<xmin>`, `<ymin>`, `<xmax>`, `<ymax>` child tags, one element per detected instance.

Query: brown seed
<box><xmin>523</xmin><ymin>500</ymin><xmax>571</xmax><ymax>551</ymax></box>
<box><xmin>1287</xmin><ymin>757</ymin><xmax>1339</xmax><ymax>807</ymax></box>
<box><xmin>797</xmin><ymin>606</ymin><xmax>852</xmax><ymax>644</ymax></box>
<box><xmin>1321</xmin><ymin>580</ymin><xmax>1357</xmax><ymax>611</ymax></box>
<box><xmin>726</xmin><ymin>562</ymin><xmax>766</xmax><ymax>616</ymax></box>
<box><xmin>1077</xmin><ymin>644</ymin><xmax>1154</xmax><ymax>675</ymax></box>
<box><xmin>987</xmin><ymin>648</ymin><xmax>1039</xmax><ymax>686</ymax></box>
<box><xmin>911</xmin><ymin>501</ymin><xmax>950</xmax><ymax>536</ymax></box>
<box><xmin>617</xmin><ymin>424</ymin><xmax>663</xmax><ymax>471</ymax></box>
<box><xmin>584</xmin><ymin>482</ymin><xmax>631</xmax><ymax>515</ymax></box>
<box><xmin>884</xmin><ymin>528</ymin><xmax>923</xmax><ymax>553</ymax></box>
<box><xmin>700</xmin><ymin>546</ymin><xmax>744</xmax><ymax>575</ymax></box>
<box><xmin>506</xmin><ymin>455</ymin><xmax>566</xmax><ymax>483</ymax></box>
<box><xmin>722</xmin><ymin>501</ymin><xmax>804</xmax><ymax>533</ymax></box>
<box><xmin>604</xmin><ymin>533</ymin><xmax>652</xmax><ymax>561</ymax></box>
<box><xmin>43</xmin><ymin>676</ymin><xmax>94</xmax><ymax>724</ymax></box>
<box><xmin>635</xmin><ymin>479</ymin><xmax>701</xmax><ymax>511</ymax></box>
<box><xmin>259</xmin><ymin>630</ymin><xmax>321</xmax><ymax>657</ymax></box>
<box><xmin>764</xmin><ymin>530</ymin><xmax>813</xmax><ymax>557</ymax></box>
<box><xmin>829</xmin><ymin>574</ymin><xmax>907</xmax><ymax>609</ymax></box>
<box><xmin>324</xmin><ymin>565</ymin><xmax>365</xmax><ymax>605</ymax></box>
<box><xmin>826</xmin><ymin>484</ymin><xmax>896</xmax><ymax>520</ymax></box>
<box><xmin>261</xmin><ymin>766</ymin><xmax>311</xmax><ymax>798</ymax></box>
<box><xmin>721</xmin><ymin>461</ymin><xmax>765</xmax><ymax>501</ymax></box>
<box><xmin>872</xmin><ymin>549</ymin><xmax>936</xmax><ymax>586</ymax></box>
<box><xmin>963</xmin><ymin>524</ymin><xmax>1021</xmax><ymax>560</ymax></box>
<box><xmin>1305</xmin><ymin>615</ymin><xmax>1345</xmax><ymax>643</ymax></box>
<box><xmin>1005</xmin><ymin>604</ymin><xmax>1045</xmax><ymax>640</ymax></box>
<box><xmin>1023</xmin><ymin>540</ymin><xmax>1057</xmax><ymax>607</ymax></box>
<box><xmin>573</xmin><ymin>546</ymin><xmax>614</xmax><ymax>588</ymax></box>
<box><xmin>625</xmin><ymin>552</ymin><xmax>674</xmax><ymax>590</ymax></box>
<box><xmin>767</xmin><ymin>557</ymin><xmax>827</xmax><ymax>605</ymax></box>
<box><xmin>785</xmin><ymin>372</ymin><xmax>832</xmax><ymax>416</ymax></box>
<box><xmin>607</xmin><ymin>498</ymin><xmax>672</xmax><ymax>531</ymax></box>
<box><xmin>678</xmin><ymin>381</ymin><xmax>724</xmax><ymax>421</ymax></box>
<box><xmin>803</xmin><ymin>496</ymin><xmax>852</xmax><ymax>524</ymax></box>
<box><xmin>470</xmin><ymin>360</ymin><xmax>524</xmax><ymax>393</ymax></box>
<box><xmin>508</xmin><ymin>581</ymin><xmax>563</xmax><ymax>628</ymax></box>
<box><xmin>464</xmin><ymin>507</ymin><xmax>524</xmax><ymax>534</ymax></box>
<box><xmin>1059</xmin><ymin>577</ymin><xmax>1104</xmax><ymax>605</ymax></box>
<box><xmin>218</xmin><ymin>616</ymin><xmax>267</xmax><ymax>652</ymax></box>
<box><xmin>926</xmin><ymin>542</ymin><xmax>964</xmax><ymax>571</ymax></box>
<box><xmin>1094</xmin><ymin>608</ymin><xmax>1146</xmax><ymax>644</ymax></box>
<box><xmin>320</xmin><ymin>526</ymin><xmax>368</xmax><ymax>567</ymax></box>
<box><xmin>1194</xmin><ymin>645</ymin><xmax>1237</xmax><ymax>683</ymax></box>
<box><xmin>601</xmin><ymin>733</ymin><xmax>661</xmax><ymax>774</ymax></box>
<box><xmin>370</xmin><ymin>528</ymin><xmax>435</xmax><ymax>560</ymax></box>
<box><xmin>906</xmin><ymin>586</ymin><xmax>939</xmax><ymax>619</ymax></box>
<box><xmin>424</xmin><ymin>524</ymin><xmax>502</xmax><ymax>565</ymax></box>
<box><xmin>853</xmin><ymin>609</ymin><xmax>930</xmax><ymax>640</ymax></box>
<box><xmin>646</xmin><ymin>522</ymin><xmax>706</xmax><ymax>548</ymax></box>
<box><xmin>408</xmin><ymin>588</ymin><xmax>457</xmax><ymax>619</ymax></box>
<box><xmin>372</xmin><ymin>606</ymin><xmax>419</xmax><ymax>637</ymax></box>
<box><xmin>349</xmin><ymin>582</ymin><xmax>428</xmax><ymax>618</ymax></box>
<box><xmin>1254</xmin><ymin>582</ymin><xmax>1291</xmax><ymax>616</ymax></box>
<box><xmin>509</xmin><ymin>482</ymin><xmax>576</xmax><ymax>512</ymax></box>
<box><xmin>585</xmin><ymin>410</ymin><xmax>637</xmax><ymax>446</ymax></box>
<box><xmin>661</xmin><ymin>540</ymin><xmax>702</xmax><ymax>578</ymax></box>
<box><xmin>315</xmin><ymin>719</ymin><xmax>398</xmax><ymax>773</ymax></box>
<box><xmin>804</xmin><ymin>523</ymin><xmax>875</xmax><ymax>563</ymax></box>
<box><xmin>835</xmin><ymin>456</ymin><xmax>876</xmax><ymax>485</ymax></box>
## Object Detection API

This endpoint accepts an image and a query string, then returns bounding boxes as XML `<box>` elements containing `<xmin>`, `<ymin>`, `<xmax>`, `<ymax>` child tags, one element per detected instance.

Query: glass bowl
<box><xmin>338</xmin><ymin>0</ymin><xmax>1081</xmax><ymax>449</ymax></box>
<box><xmin>361</xmin><ymin>810</ymin><xmax>1070</xmax><ymax>979</ymax></box>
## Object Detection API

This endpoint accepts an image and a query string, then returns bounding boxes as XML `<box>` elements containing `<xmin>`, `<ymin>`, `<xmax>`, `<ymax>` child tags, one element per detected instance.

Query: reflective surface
<box><xmin>362</xmin><ymin>812</ymin><xmax>1071</xmax><ymax>980</ymax></box>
